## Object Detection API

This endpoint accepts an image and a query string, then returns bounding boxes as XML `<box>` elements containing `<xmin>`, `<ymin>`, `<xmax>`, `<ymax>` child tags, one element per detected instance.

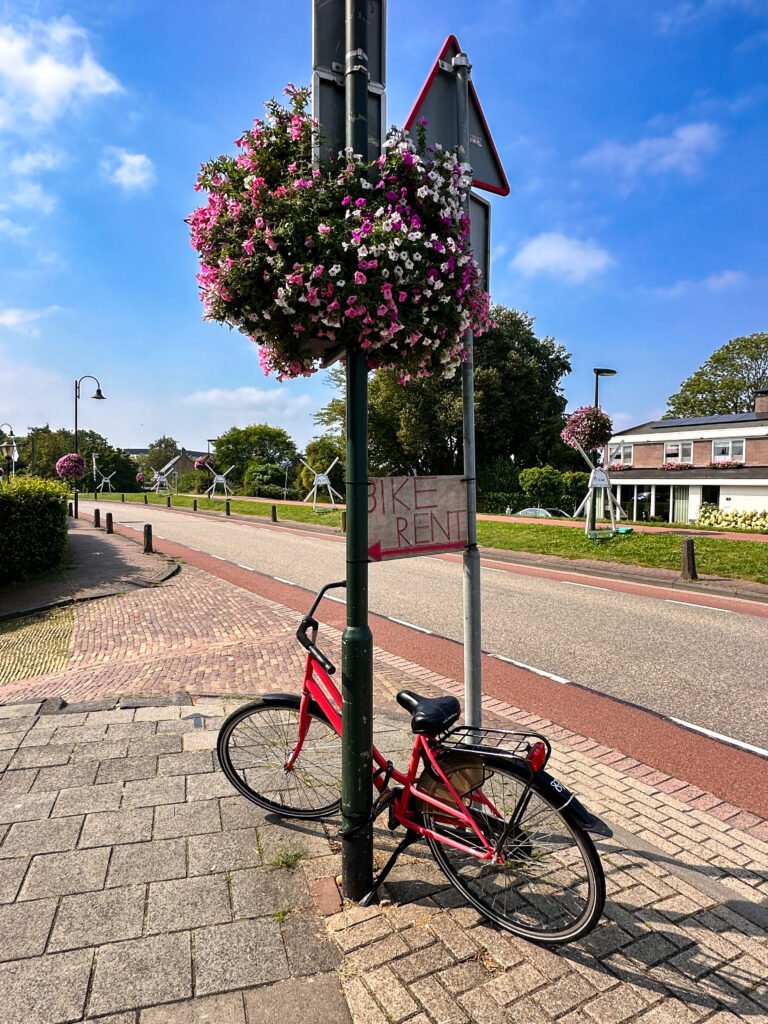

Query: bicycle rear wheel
<box><xmin>421</xmin><ymin>754</ymin><xmax>605</xmax><ymax>944</ymax></box>
<box><xmin>217</xmin><ymin>698</ymin><xmax>342</xmax><ymax>819</ymax></box>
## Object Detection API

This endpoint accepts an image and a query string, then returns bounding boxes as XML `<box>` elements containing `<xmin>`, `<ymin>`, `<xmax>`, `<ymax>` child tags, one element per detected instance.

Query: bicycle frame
<box><xmin>291</xmin><ymin>651</ymin><xmax>510</xmax><ymax>863</ymax></box>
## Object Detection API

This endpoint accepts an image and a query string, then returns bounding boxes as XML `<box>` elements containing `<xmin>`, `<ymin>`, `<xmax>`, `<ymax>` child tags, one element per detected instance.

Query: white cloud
<box><xmin>653</xmin><ymin>269</ymin><xmax>747</xmax><ymax>297</ymax></box>
<box><xmin>0</xmin><ymin>17</ymin><xmax>121</xmax><ymax>131</ymax></box>
<box><xmin>510</xmin><ymin>232</ymin><xmax>613</xmax><ymax>283</ymax></box>
<box><xmin>0</xmin><ymin>304</ymin><xmax>60</xmax><ymax>333</ymax></box>
<box><xmin>100</xmin><ymin>147</ymin><xmax>156</xmax><ymax>191</ymax></box>
<box><xmin>9</xmin><ymin>147</ymin><xmax>64</xmax><ymax>175</ymax></box>
<box><xmin>0</xmin><ymin>218</ymin><xmax>31</xmax><ymax>240</ymax></box>
<box><xmin>580</xmin><ymin>122</ymin><xmax>721</xmax><ymax>189</ymax></box>
<box><xmin>11</xmin><ymin>180</ymin><xmax>56</xmax><ymax>214</ymax></box>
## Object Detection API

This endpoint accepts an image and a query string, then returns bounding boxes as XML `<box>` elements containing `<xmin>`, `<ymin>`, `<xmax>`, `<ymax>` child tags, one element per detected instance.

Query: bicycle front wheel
<box><xmin>422</xmin><ymin>754</ymin><xmax>605</xmax><ymax>944</ymax></box>
<box><xmin>217</xmin><ymin>698</ymin><xmax>342</xmax><ymax>819</ymax></box>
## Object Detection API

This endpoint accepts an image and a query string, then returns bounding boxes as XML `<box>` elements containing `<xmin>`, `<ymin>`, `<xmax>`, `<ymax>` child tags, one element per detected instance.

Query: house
<box><xmin>603</xmin><ymin>389</ymin><xmax>768</xmax><ymax>523</ymax></box>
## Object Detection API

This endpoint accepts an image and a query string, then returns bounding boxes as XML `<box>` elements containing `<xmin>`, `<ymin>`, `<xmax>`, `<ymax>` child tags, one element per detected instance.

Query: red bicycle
<box><xmin>217</xmin><ymin>581</ymin><xmax>611</xmax><ymax>944</ymax></box>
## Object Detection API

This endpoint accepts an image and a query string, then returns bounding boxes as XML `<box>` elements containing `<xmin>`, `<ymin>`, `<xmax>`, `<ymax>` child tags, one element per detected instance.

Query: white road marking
<box><xmin>665</xmin><ymin>600</ymin><xmax>733</xmax><ymax>613</ymax></box>
<box><xmin>668</xmin><ymin>717</ymin><xmax>768</xmax><ymax>758</ymax></box>
<box><xmin>326</xmin><ymin>595</ymin><xmax>347</xmax><ymax>604</ymax></box>
<box><xmin>237</xmin><ymin>564</ymin><xmax>255</xmax><ymax>571</ymax></box>
<box><xmin>487</xmin><ymin>653</ymin><xmax>570</xmax><ymax>685</ymax></box>
<box><xmin>387</xmin><ymin>617</ymin><xmax>432</xmax><ymax>634</ymax></box>
<box><xmin>274</xmin><ymin>577</ymin><xmax>297</xmax><ymax>586</ymax></box>
<box><xmin>562</xmin><ymin>581</ymin><xmax>612</xmax><ymax>593</ymax></box>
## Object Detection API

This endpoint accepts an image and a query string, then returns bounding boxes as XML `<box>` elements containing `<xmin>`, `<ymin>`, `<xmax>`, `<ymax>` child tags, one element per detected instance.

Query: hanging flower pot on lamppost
<box><xmin>56</xmin><ymin>453</ymin><xmax>86</xmax><ymax>484</ymax></box>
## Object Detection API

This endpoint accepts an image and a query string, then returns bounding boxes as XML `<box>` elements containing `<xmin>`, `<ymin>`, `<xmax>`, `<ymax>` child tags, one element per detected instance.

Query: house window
<box><xmin>609</xmin><ymin>444</ymin><xmax>633</xmax><ymax>465</ymax></box>
<box><xmin>664</xmin><ymin>441</ymin><xmax>692</xmax><ymax>463</ymax></box>
<box><xmin>712</xmin><ymin>439</ymin><xmax>745</xmax><ymax>462</ymax></box>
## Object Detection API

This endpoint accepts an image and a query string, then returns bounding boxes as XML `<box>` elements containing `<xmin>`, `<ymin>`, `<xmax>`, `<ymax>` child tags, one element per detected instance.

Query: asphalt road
<box><xmin>83</xmin><ymin>502</ymin><xmax>768</xmax><ymax>750</ymax></box>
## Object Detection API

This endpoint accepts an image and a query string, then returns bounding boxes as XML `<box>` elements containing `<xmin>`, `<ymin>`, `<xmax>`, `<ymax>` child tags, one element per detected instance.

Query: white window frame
<box><xmin>664</xmin><ymin>441</ymin><xmax>693</xmax><ymax>463</ymax></box>
<box><xmin>608</xmin><ymin>443</ymin><xmax>633</xmax><ymax>465</ymax></box>
<box><xmin>711</xmin><ymin>438</ymin><xmax>745</xmax><ymax>462</ymax></box>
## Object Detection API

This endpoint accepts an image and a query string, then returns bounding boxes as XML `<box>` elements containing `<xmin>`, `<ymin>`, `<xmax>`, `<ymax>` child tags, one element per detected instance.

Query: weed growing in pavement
<box><xmin>270</xmin><ymin>848</ymin><xmax>305</xmax><ymax>870</ymax></box>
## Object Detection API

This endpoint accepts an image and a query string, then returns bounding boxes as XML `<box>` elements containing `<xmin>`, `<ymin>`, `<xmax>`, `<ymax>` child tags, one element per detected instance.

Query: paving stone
<box><xmin>392</xmin><ymin>940</ymin><xmax>455</xmax><ymax>984</ymax></box>
<box><xmin>18</xmin><ymin>727</ymin><xmax>57</xmax><ymax>747</ymax></box>
<box><xmin>0</xmin><ymin>790</ymin><xmax>55</xmax><ymax>823</ymax></box>
<box><xmin>340</xmin><ymin>976</ymin><xmax>388</xmax><ymax>1024</ymax></box>
<box><xmin>194</xmin><ymin>918</ymin><xmax>289</xmax><ymax>995</ymax></box>
<box><xmin>50</xmin><ymin>725</ymin><xmax>109</xmax><ymax>745</ymax></box>
<box><xmin>154</xmin><ymin>799</ymin><xmax>221</xmax><ymax>839</ymax></box>
<box><xmin>243</xmin><ymin>974</ymin><xmax>352</xmax><ymax>1024</ymax></box>
<box><xmin>9</xmin><ymin>742</ymin><xmax>73</xmax><ymax>769</ymax></box>
<box><xmin>83</xmin><ymin>1014</ymin><xmax>136</xmax><ymax>1023</ymax></box>
<box><xmin>88</xmin><ymin>933</ymin><xmax>192</xmax><ymax>1016</ymax></box>
<box><xmin>95</xmin><ymin>754</ymin><xmax>158</xmax><ymax>785</ymax></box>
<box><xmin>219</xmin><ymin>795</ymin><xmax>269</xmax><ymax>830</ymax></box>
<box><xmin>188</xmin><ymin>827</ymin><xmax>261</xmax><ymax>875</ymax></box>
<box><xmin>0</xmin><ymin>702</ymin><xmax>41</xmax><ymax>719</ymax></box>
<box><xmin>86</xmin><ymin>708</ymin><xmax>135</xmax><ymax>725</ymax></box>
<box><xmin>72</xmin><ymin>740</ymin><xmax>129</xmax><ymax>762</ymax></box>
<box><xmin>622</xmin><ymin>933</ymin><xmax>680</xmax><ymax>968</ymax></box>
<box><xmin>107</xmin><ymin>838</ymin><xmax>187</xmax><ymax>887</ymax></box>
<box><xmin>31</xmin><ymin>760</ymin><xmax>99</xmax><ymax>792</ymax></box>
<box><xmin>52</xmin><ymin>781</ymin><xmax>123</xmax><ymax>816</ymax></box>
<box><xmin>141</xmin><ymin>992</ymin><xmax>246</xmax><ymax>1024</ymax></box>
<box><xmin>0</xmin><ymin>814</ymin><xmax>82</xmax><ymax>857</ymax></box>
<box><xmin>129</xmin><ymin>736</ymin><xmax>183</xmax><ymax>757</ymax></box>
<box><xmin>282</xmin><ymin>910</ymin><xmax>342</xmax><ymax>975</ymax></box>
<box><xmin>0</xmin><ymin>898</ymin><xmax>57</xmax><ymax>960</ymax></box>
<box><xmin>45</xmin><ymin>711</ymin><xmax>89</xmax><ymax>727</ymax></box>
<box><xmin>344</xmin><ymin>932</ymin><xmax>411</xmax><ymax>975</ymax></box>
<box><xmin>134</xmin><ymin>706</ymin><xmax>182</xmax><ymax>722</ymax></box>
<box><xmin>0</xmin><ymin>731</ymin><xmax>24</xmax><ymax>751</ymax></box>
<box><xmin>80</xmin><ymin>807</ymin><xmax>154</xmax><ymax>847</ymax></box>
<box><xmin>0</xmin><ymin>769</ymin><xmax>37</xmax><ymax>798</ymax></box>
<box><xmin>0</xmin><ymin>717</ymin><xmax>36</xmax><ymax>734</ymax></box>
<box><xmin>230</xmin><ymin>865</ymin><xmax>312</xmax><ymax>918</ymax></box>
<box><xmin>19</xmin><ymin>844</ymin><xmax>110</xmax><ymax>899</ymax></box>
<box><xmin>411</xmin><ymin>973</ymin><xmax>470</xmax><ymax>1023</ymax></box>
<box><xmin>145</xmin><ymin>875</ymin><xmax>231</xmax><ymax>933</ymax></box>
<box><xmin>533</xmin><ymin>971</ymin><xmax>598</xmax><ymax>1017</ymax></box>
<box><xmin>428</xmin><ymin>911</ymin><xmax>481</xmax><ymax>960</ymax></box>
<box><xmin>106</xmin><ymin>722</ymin><xmax>158</xmax><ymax>740</ymax></box>
<box><xmin>365</xmin><ymin>964</ymin><xmax>419</xmax><ymax>1022</ymax></box>
<box><xmin>51</xmin><ymin>884</ymin><xmax>146</xmax><ymax>950</ymax></box>
<box><xmin>182</xmin><ymin>731</ymin><xmax>218</xmax><ymax>751</ymax></box>
<box><xmin>258</xmin><ymin>820</ymin><xmax>332</xmax><ymax>862</ymax></box>
<box><xmin>186</xmin><ymin>771</ymin><xmax>235</xmax><ymax>801</ymax></box>
<box><xmin>439</xmin><ymin>958</ymin><xmax>493</xmax><ymax>996</ymax></box>
<box><xmin>0</xmin><ymin>857</ymin><xmax>27</xmax><ymax>902</ymax></box>
<box><xmin>122</xmin><ymin>775</ymin><xmax>186</xmax><ymax>808</ymax></box>
<box><xmin>157</xmin><ymin>751</ymin><xmax>214</xmax><ymax>776</ymax></box>
<box><xmin>583</xmin><ymin>985</ymin><xmax>651</xmax><ymax>1023</ymax></box>
<box><xmin>0</xmin><ymin>947</ymin><xmax>93</xmax><ymax>1024</ymax></box>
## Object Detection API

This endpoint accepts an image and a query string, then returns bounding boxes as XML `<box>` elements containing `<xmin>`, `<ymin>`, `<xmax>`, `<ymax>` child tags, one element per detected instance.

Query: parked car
<box><xmin>509</xmin><ymin>507</ymin><xmax>572</xmax><ymax>518</ymax></box>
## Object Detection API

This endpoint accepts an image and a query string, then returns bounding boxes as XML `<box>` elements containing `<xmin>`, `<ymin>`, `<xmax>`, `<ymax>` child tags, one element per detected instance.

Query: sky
<box><xmin>0</xmin><ymin>0</ymin><xmax>766</xmax><ymax>453</ymax></box>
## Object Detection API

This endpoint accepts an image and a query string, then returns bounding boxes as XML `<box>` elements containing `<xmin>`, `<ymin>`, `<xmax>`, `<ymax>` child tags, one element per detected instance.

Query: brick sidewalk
<box><xmin>0</xmin><ymin>524</ymin><xmax>767</xmax><ymax>1022</ymax></box>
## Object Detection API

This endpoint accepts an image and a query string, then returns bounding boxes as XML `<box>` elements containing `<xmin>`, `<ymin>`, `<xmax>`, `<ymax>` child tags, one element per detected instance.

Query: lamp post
<box><xmin>0</xmin><ymin>423</ymin><xmax>15</xmax><ymax>481</ymax></box>
<box><xmin>74</xmin><ymin>376</ymin><xmax>106</xmax><ymax>518</ymax></box>
<box><xmin>588</xmin><ymin>367</ymin><xmax>617</xmax><ymax>532</ymax></box>
<box><xmin>281</xmin><ymin>460</ymin><xmax>292</xmax><ymax>500</ymax></box>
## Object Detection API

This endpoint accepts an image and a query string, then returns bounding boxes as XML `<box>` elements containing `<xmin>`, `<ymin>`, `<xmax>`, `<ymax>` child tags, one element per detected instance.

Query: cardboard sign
<box><xmin>368</xmin><ymin>475</ymin><xmax>468</xmax><ymax>561</ymax></box>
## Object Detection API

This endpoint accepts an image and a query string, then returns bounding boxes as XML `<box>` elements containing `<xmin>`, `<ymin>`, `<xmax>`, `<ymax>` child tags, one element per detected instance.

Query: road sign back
<box><xmin>404</xmin><ymin>35</ymin><xmax>509</xmax><ymax>196</ymax></box>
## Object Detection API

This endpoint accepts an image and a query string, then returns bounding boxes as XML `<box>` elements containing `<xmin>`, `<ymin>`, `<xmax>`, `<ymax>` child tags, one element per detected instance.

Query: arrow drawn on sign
<box><xmin>368</xmin><ymin>539</ymin><xmax>466</xmax><ymax>562</ymax></box>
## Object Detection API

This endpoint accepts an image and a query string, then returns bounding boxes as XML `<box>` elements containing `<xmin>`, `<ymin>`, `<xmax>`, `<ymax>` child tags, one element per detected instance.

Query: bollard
<box><xmin>681</xmin><ymin>538</ymin><xmax>698</xmax><ymax>581</ymax></box>
<box><xmin>94</xmin><ymin>509</ymin><xmax>101</xmax><ymax>529</ymax></box>
<box><xmin>225</xmin><ymin>499</ymin><xmax>231</xmax><ymax>516</ymax></box>
<box><xmin>144</xmin><ymin>494</ymin><xmax>148</xmax><ymax>505</ymax></box>
<box><xmin>166</xmin><ymin>495</ymin><xmax>171</xmax><ymax>508</ymax></box>
<box><xmin>121</xmin><ymin>493</ymin><xmax>125</xmax><ymax>502</ymax></box>
<box><xmin>193</xmin><ymin>498</ymin><xmax>198</xmax><ymax>512</ymax></box>
<box><xmin>341</xmin><ymin>510</ymin><xmax>346</xmax><ymax>533</ymax></box>
<box><xmin>93</xmin><ymin>492</ymin><xmax>98</xmax><ymax>501</ymax></box>
<box><xmin>271</xmin><ymin>504</ymin><xmax>277</xmax><ymax>523</ymax></box>
<box><xmin>144</xmin><ymin>524</ymin><xmax>153</xmax><ymax>553</ymax></box>
<box><xmin>74</xmin><ymin>492</ymin><xmax>79</xmax><ymax>519</ymax></box>
<box><xmin>106</xmin><ymin>512</ymin><xmax>113</xmax><ymax>534</ymax></box>
<box><xmin>68</xmin><ymin>501</ymin><xmax>73</xmax><ymax>517</ymax></box>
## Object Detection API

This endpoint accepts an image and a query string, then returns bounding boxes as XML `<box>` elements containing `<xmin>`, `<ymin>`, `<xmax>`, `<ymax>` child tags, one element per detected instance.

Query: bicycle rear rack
<box><xmin>436</xmin><ymin>726</ymin><xmax>552</xmax><ymax>768</ymax></box>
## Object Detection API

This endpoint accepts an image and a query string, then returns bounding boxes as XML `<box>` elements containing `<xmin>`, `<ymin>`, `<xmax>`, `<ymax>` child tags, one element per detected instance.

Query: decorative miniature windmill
<box><xmin>149</xmin><ymin>469</ymin><xmax>174</xmax><ymax>493</ymax></box>
<box><xmin>561</xmin><ymin>407</ymin><xmax>624</xmax><ymax>535</ymax></box>
<box><xmin>92</xmin><ymin>454</ymin><xmax>116</xmax><ymax>493</ymax></box>
<box><xmin>301</xmin><ymin>457</ymin><xmax>344</xmax><ymax>511</ymax></box>
<box><xmin>204</xmin><ymin>465</ymin><xmax>235</xmax><ymax>498</ymax></box>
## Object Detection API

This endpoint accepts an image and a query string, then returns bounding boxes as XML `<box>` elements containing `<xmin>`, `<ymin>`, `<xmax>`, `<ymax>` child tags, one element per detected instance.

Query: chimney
<box><xmin>756</xmin><ymin>389</ymin><xmax>768</xmax><ymax>415</ymax></box>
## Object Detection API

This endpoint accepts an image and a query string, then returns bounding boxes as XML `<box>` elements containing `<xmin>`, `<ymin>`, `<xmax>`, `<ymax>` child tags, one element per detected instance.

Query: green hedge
<box><xmin>0</xmin><ymin>477</ymin><xmax>69</xmax><ymax>584</ymax></box>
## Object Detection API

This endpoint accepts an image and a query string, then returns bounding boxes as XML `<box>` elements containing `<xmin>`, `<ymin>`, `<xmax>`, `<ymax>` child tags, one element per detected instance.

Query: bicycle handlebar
<box><xmin>295</xmin><ymin>580</ymin><xmax>346</xmax><ymax>675</ymax></box>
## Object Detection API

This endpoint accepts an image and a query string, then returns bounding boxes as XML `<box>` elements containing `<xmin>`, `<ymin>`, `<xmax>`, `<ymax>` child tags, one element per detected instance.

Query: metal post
<box><xmin>94</xmin><ymin>509</ymin><xmax>100</xmax><ymax>528</ymax></box>
<box><xmin>588</xmin><ymin>374</ymin><xmax>599</xmax><ymax>535</ymax></box>
<box><xmin>454</xmin><ymin>52</ymin><xmax>482</xmax><ymax>730</ymax></box>
<box><xmin>341</xmin><ymin>0</ymin><xmax>374</xmax><ymax>901</ymax></box>
<box><xmin>73</xmin><ymin>379</ymin><xmax>79</xmax><ymax>519</ymax></box>
<box><xmin>143</xmin><ymin>524</ymin><xmax>153</xmax><ymax>553</ymax></box>
<box><xmin>106</xmin><ymin>512</ymin><xmax>113</xmax><ymax>534</ymax></box>
<box><xmin>166</xmin><ymin>495</ymin><xmax>171</xmax><ymax>508</ymax></box>
<box><xmin>271</xmin><ymin>505</ymin><xmax>277</xmax><ymax>523</ymax></box>
<box><xmin>225</xmin><ymin>499</ymin><xmax>231</xmax><ymax>516</ymax></box>
<box><xmin>193</xmin><ymin>498</ymin><xmax>198</xmax><ymax>512</ymax></box>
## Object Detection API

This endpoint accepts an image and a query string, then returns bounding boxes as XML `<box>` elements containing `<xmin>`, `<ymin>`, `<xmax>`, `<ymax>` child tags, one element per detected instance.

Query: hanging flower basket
<box><xmin>194</xmin><ymin>455</ymin><xmax>213</xmax><ymax>471</ymax></box>
<box><xmin>56</xmin><ymin>453</ymin><xmax>86</xmax><ymax>481</ymax></box>
<box><xmin>136</xmin><ymin>472</ymin><xmax>144</xmax><ymax>483</ymax></box>
<box><xmin>188</xmin><ymin>85</ymin><xmax>491</xmax><ymax>384</ymax></box>
<box><xmin>560</xmin><ymin>407</ymin><xmax>613</xmax><ymax>452</ymax></box>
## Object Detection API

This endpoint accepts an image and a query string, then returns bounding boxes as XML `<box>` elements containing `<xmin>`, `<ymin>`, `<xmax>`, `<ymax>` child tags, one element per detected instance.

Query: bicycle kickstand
<box><xmin>359</xmin><ymin>829</ymin><xmax>422</xmax><ymax>908</ymax></box>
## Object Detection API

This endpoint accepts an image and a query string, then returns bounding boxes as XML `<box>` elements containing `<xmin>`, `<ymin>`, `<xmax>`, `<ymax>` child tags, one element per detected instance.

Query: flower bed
<box><xmin>659</xmin><ymin>461</ymin><xmax>689</xmax><ymax>471</ymax></box>
<box><xmin>188</xmin><ymin>86</ymin><xmax>490</xmax><ymax>384</ymax></box>
<box><xmin>708</xmin><ymin>460</ymin><xmax>745</xmax><ymax>470</ymax></box>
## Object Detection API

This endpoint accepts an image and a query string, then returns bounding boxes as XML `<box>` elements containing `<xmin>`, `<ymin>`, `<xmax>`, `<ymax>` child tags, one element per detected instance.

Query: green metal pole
<box><xmin>341</xmin><ymin>0</ymin><xmax>374</xmax><ymax>901</ymax></box>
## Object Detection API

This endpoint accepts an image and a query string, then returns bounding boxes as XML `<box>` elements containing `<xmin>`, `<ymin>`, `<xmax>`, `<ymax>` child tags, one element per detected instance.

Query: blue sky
<box><xmin>1</xmin><ymin>0</ymin><xmax>766</xmax><ymax>452</ymax></box>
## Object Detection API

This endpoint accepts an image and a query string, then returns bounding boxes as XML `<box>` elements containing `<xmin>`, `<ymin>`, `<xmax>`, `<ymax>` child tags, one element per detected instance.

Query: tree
<box><xmin>213</xmin><ymin>425</ymin><xmax>298</xmax><ymax>484</ymax></box>
<box><xmin>297</xmin><ymin>436</ymin><xmax>345</xmax><ymax>499</ymax></box>
<box><xmin>140</xmin><ymin>436</ymin><xmax>179</xmax><ymax>478</ymax></box>
<box><xmin>314</xmin><ymin>305</ymin><xmax>579</xmax><ymax>478</ymax></box>
<box><xmin>664</xmin><ymin>333</ymin><xmax>768</xmax><ymax>418</ymax></box>
<box><xmin>15</xmin><ymin>426</ymin><xmax>137</xmax><ymax>491</ymax></box>
<box><xmin>518</xmin><ymin>467</ymin><xmax>563</xmax><ymax>509</ymax></box>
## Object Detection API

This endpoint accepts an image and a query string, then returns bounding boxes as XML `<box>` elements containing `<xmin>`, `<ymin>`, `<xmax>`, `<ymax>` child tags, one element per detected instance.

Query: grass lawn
<box><xmin>87</xmin><ymin>492</ymin><xmax>767</xmax><ymax>586</ymax></box>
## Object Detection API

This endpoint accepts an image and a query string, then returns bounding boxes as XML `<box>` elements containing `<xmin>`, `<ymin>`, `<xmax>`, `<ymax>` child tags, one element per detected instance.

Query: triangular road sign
<box><xmin>404</xmin><ymin>35</ymin><xmax>509</xmax><ymax>196</ymax></box>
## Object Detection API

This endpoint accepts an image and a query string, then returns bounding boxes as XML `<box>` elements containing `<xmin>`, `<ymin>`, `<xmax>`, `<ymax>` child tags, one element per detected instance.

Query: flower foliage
<box><xmin>697</xmin><ymin>502</ymin><xmax>768</xmax><ymax>532</ymax></box>
<box><xmin>188</xmin><ymin>85</ymin><xmax>490</xmax><ymax>383</ymax></box>
<box><xmin>708</xmin><ymin>460</ymin><xmax>744</xmax><ymax>469</ymax></box>
<box><xmin>560</xmin><ymin>406</ymin><xmax>613</xmax><ymax>452</ymax></box>
<box><xmin>608</xmin><ymin>462</ymin><xmax>632</xmax><ymax>471</ymax></box>
<box><xmin>659</xmin><ymin>461</ymin><xmax>689</xmax><ymax>471</ymax></box>
<box><xmin>135</xmin><ymin>472</ymin><xmax>144</xmax><ymax>483</ymax></box>
<box><xmin>55</xmin><ymin>453</ymin><xmax>86</xmax><ymax>480</ymax></box>
<box><xmin>194</xmin><ymin>455</ymin><xmax>213</xmax><ymax>471</ymax></box>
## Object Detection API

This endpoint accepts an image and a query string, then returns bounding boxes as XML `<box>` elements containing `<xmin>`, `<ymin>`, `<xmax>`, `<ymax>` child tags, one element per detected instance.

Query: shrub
<box><xmin>477</xmin><ymin>491</ymin><xmax>524</xmax><ymax>515</ymax></box>
<box><xmin>0</xmin><ymin>477</ymin><xmax>69</xmax><ymax>584</ymax></box>
<box><xmin>696</xmin><ymin>502</ymin><xmax>768</xmax><ymax>532</ymax></box>
<box><xmin>249</xmin><ymin>483</ymin><xmax>300</xmax><ymax>500</ymax></box>
<box><xmin>176</xmin><ymin>471</ymin><xmax>210</xmax><ymax>494</ymax></box>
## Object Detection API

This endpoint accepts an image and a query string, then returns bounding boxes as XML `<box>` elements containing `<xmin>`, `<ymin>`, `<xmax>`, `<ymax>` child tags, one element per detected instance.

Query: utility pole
<box><xmin>340</xmin><ymin>0</ymin><xmax>374</xmax><ymax>900</ymax></box>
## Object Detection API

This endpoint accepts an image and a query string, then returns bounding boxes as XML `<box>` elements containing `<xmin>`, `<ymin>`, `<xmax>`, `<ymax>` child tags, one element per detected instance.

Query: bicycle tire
<box><xmin>421</xmin><ymin>753</ymin><xmax>605</xmax><ymax>944</ymax></box>
<box><xmin>217</xmin><ymin>698</ymin><xmax>342</xmax><ymax>819</ymax></box>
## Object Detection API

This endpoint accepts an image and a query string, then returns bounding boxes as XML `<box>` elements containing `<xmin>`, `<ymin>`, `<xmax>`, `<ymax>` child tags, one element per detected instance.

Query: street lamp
<box><xmin>0</xmin><ymin>423</ymin><xmax>15</xmax><ymax>480</ymax></box>
<box><xmin>589</xmin><ymin>367</ymin><xmax>617</xmax><ymax>531</ymax></box>
<box><xmin>73</xmin><ymin>376</ymin><xmax>106</xmax><ymax>517</ymax></box>
<box><xmin>281</xmin><ymin>459</ymin><xmax>293</xmax><ymax>500</ymax></box>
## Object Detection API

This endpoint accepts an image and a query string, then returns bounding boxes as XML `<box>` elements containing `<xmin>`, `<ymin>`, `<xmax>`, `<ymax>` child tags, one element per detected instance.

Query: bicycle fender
<box><xmin>258</xmin><ymin>693</ymin><xmax>329</xmax><ymax>721</ymax></box>
<box><xmin>537</xmin><ymin>770</ymin><xmax>614</xmax><ymax>839</ymax></box>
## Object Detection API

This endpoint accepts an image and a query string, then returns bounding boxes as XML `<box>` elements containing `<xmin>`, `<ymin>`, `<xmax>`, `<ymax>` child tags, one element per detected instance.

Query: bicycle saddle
<box><xmin>396</xmin><ymin>689</ymin><xmax>461</xmax><ymax>736</ymax></box>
